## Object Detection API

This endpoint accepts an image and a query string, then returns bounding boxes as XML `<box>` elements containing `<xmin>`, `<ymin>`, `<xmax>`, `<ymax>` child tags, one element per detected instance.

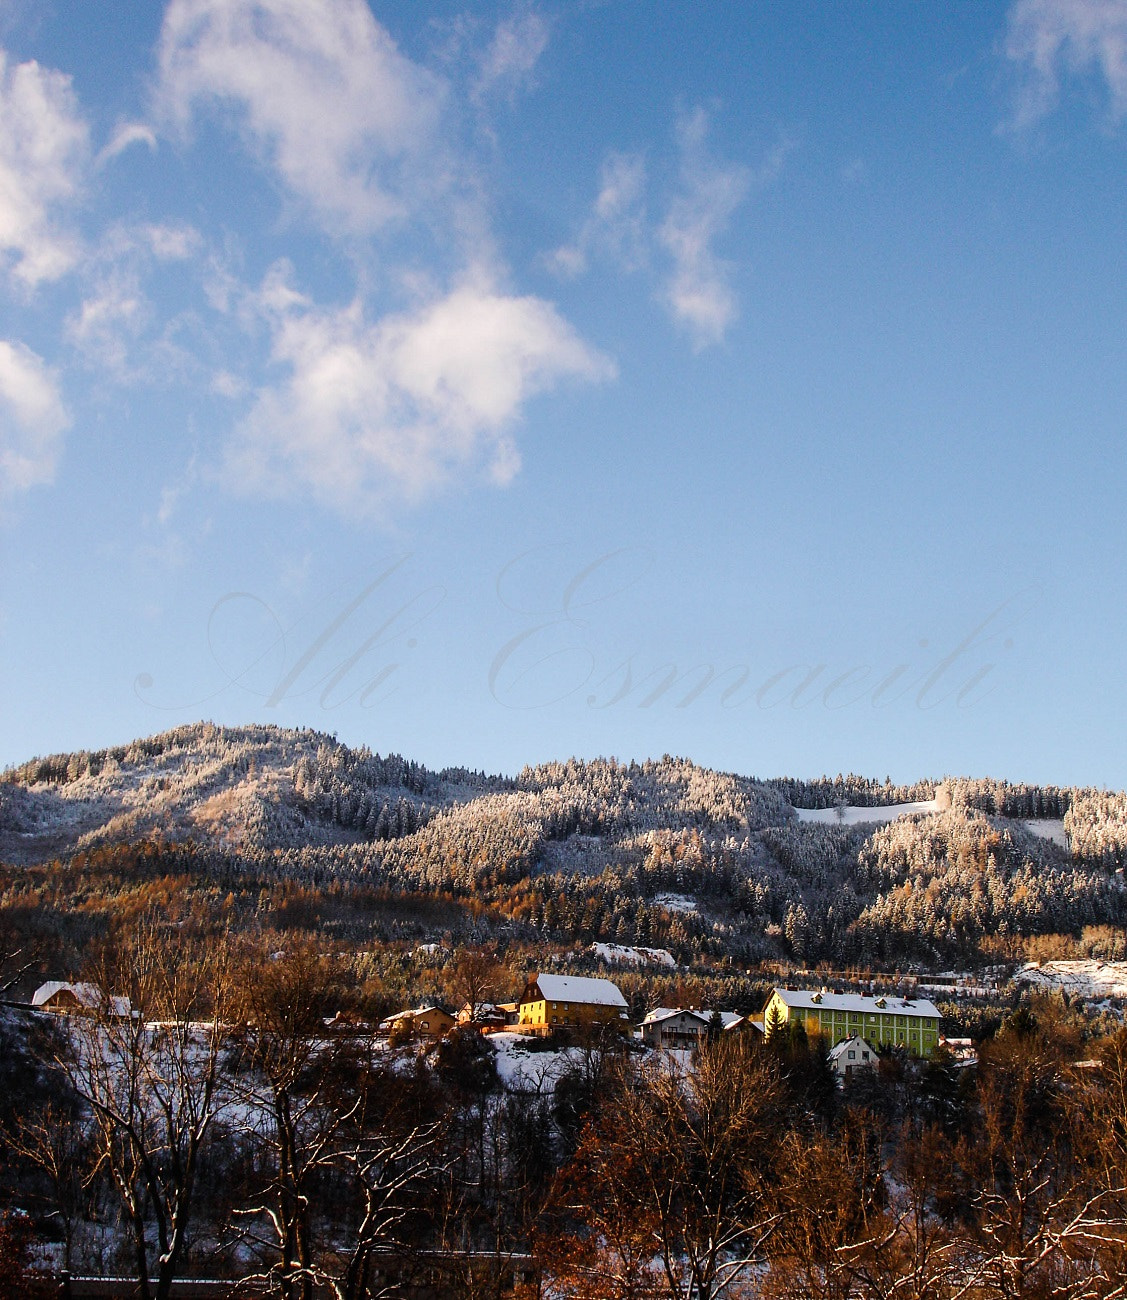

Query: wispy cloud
<box><xmin>64</xmin><ymin>222</ymin><xmax>204</xmax><ymax>381</ymax></box>
<box><xmin>474</xmin><ymin>7</ymin><xmax>552</xmax><ymax>104</ymax></box>
<box><xmin>65</xmin><ymin>270</ymin><xmax>146</xmax><ymax>376</ymax></box>
<box><xmin>1005</xmin><ymin>0</ymin><xmax>1127</xmax><ymax>125</ymax></box>
<box><xmin>156</xmin><ymin>0</ymin><xmax>445</xmax><ymax>235</ymax></box>
<box><xmin>0</xmin><ymin>49</ymin><xmax>88</xmax><ymax>288</ymax></box>
<box><xmin>225</xmin><ymin>264</ymin><xmax>615</xmax><ymax>519</ymax></box>
<box><xmin>549</xmin><ymin>107</ymin><xmax>755</xmax><ymax>349</ymax></box>
<box><xmin>153</xmin><ymin>0</ymin><xmax>612</xmax><ymax>519</ymax></box>
<box><xmin>0</xmin><ymin>339</ymin><xmax>70</xmax><ymax>494</ymax></box>
<box><xmin>96</xmin><ymin>121</ymin><xmax>158</xmax><ymax>167</ymax></box>
<box><xmin>658</xmin><ymin>106</ymin><xmax>750</xmax><ymax>350</ymax></box>
<box><xmin>548</xmin><ymin>151</ymin><xmax>648</xmax><ymax>278</ymax></box>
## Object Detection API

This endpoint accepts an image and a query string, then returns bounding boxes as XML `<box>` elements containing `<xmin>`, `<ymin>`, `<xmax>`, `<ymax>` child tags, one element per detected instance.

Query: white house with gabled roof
<box><xmin>639</xmin><ymin>1007</ymin><xmax>747</xmax><ymax>1049</ymax></box>
<box><xmin>829</xmin><ymin>1034</ymin><xmax>876</xmax><ymax>1080</ymax></box>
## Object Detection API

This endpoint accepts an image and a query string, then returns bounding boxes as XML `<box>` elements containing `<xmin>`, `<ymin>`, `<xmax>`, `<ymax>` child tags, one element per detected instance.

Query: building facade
<box><xmin>379</xmin><ymin>1004</ymin><xmax>456</xmax><ymax>1040</ymax></box>
<box><xmin>828</xmin><ymin>1034</ymin><xmax>876</xmax><ymax>1080</ymax></box>
<box><xmin>32</xmin><ymin>981</ymin><xmax>131</xmax><ymax>1018</ymax></box>
<box><xmin>518</xmin><ymin>973</ymin><xmax>627</xmax><ymax>1034</ymax></box>
<box><xmin>639</xmin><ymin>1007</ymin><xmax>747</xmax><ymax>1048</ymax></box>
<box><xmin>764</xmin><ymin>987</ymin><xmax>940</xmax><ymax>1057</ymax></box>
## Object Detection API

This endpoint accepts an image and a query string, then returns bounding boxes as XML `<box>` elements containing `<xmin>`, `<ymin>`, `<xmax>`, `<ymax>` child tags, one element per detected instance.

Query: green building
<box><xmin>764</xmin><ymin>987</ymin><xmax>940</xmax><ymax>1057</ymax></box>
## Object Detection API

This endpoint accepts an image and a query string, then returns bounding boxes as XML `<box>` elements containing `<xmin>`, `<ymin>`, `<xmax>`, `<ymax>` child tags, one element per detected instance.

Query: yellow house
<box><xmin>378</xmin><ymin>1003</ymin><xmax>456</xmax><ymax>1041</ymax></box>
<box><xmin>763</xmin><ymin>987</ymin><xmax>940</xmax><ymax>1057</ymax></box>
<box><xmin>518</xmin><ymin>973</ymin><xmax>628</xmax><ymax>1034</ymax></box>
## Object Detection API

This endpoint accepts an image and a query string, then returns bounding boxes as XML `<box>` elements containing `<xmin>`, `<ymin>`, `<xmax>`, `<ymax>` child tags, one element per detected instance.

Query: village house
<box><xmin>763</xmin><ymin>986</ymin><xmax>940</xmax><ymax>1057</ymax></box>
<box><xmin>378</xmin><ymin>1003</ymin><xmax>455</xmax><ymax>1041</ymax></box>
<box><xmin>31</xmin><ymin>981</ymin><xmax>132</xmax><ymax>1018</ymax></box>
<box><xmin>517</xmin><ymin>973</ymin><xmax>627</xmax><ymax>1035</ymax></box>
<box><xmin>639</xmin><ymin>1006</ymin><xmax>747</xmax><ymax>1049</ymax></box>
<box><xmin>454</xmin><ymin>1002</ymin><xmax>515</xmax><ymax>1033</ymax></box>
<box><xmin>939</xmin><ymin>1036</ymin><xmax>978</xmax><ymax>1068</ymax></box>
<box><xmin>828</xmin><ymin>1034</ymin><xmax>876</xmax><ymax>1080</ymax></box>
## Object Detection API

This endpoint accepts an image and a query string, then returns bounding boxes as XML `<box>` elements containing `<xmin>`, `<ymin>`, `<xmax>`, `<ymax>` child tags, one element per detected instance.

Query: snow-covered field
<box><xmin>1021</xmin><ymin>819</ymin><xmax>1069</xmax><ymax>849</ymax></box>
<box><xmin>591</xmin><ymin>942</ymin><xmax>676</xmax><ymax>967</ymax></box>
<box><xmin>1016</xmin><ymin>960</ymin><xmax>1127</xmax><ymax>999</ymax></box>
<box><xmin>488</xmin><ymin>1033</ymin><xmax>584</xmax><ymax>1092</ymax></box>
<box><xmin>653</xmin><ymin>892</ymin><xmax>698</xmax><ymax>914</ymax></box>
<box><xmin>793</xmin><ymin>800</ymin><xmax>939</xmax><ymax>826</ymax></box>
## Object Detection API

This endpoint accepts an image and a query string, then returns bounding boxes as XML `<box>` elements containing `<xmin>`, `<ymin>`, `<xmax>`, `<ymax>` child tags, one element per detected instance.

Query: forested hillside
<box><xmin>2</xmin><ymin>723</ymin><xmax>1125</xmax><ymax>974</ymax></box>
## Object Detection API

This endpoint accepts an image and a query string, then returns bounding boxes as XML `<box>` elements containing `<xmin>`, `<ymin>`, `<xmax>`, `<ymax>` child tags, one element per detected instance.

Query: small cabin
<box><xmin>32</xmin><ymin>981</ymin><xmax>132</xmax><ymax>1018</ymax></box>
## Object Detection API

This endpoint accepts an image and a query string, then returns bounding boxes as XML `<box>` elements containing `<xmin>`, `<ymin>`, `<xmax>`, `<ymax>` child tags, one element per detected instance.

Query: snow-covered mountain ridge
<box><xmin>3</xmin><ymin>723</ymin><xmax>1126</xmax><ymax>969</ymax></box>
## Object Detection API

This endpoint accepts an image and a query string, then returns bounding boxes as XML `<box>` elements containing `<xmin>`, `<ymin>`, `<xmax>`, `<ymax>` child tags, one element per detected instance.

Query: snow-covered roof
<box><xmin>529</xmin><ymin>974</ymin><xmax>627</xmax><ymax>1008</ymax></box>
<box><xmin>378</xmin><ymin>1003</ymin><xmax>450</xmax><ymax>1027</ymax></box>
<box><xmin>642</xmin><ymin>1007</ymin><xmax>708</xmax><ymax>1027</ymax></box>
<box><xmin>32</xmin><ymin>981</ymin><xmax>131</xmax><ymax>1016</ymax></box>
<box><xmin>33</xmin><ymin>980</ymin><xmax>98</xmax><ymax>1007</ymax></box>
<box><xmin>773</xmin><ymin>988</ymin><xmax>940</xmax><ymax>1018</ymax></box>
<box><xmin>641</xmin><ymin>1006</ymin><xmax>745</xmax><ymax>1028</ymax></box>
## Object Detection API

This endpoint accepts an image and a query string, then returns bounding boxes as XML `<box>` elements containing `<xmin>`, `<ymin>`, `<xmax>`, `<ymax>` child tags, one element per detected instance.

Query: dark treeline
<box><xmin>771</xmin><ymin>773</ymin><xmax>938</xmax><ymax>809</ymax></box>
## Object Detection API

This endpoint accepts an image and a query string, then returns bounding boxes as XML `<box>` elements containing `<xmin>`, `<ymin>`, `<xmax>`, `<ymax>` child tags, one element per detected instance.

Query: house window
<box><xmin>848</xmin><ymin>1050</ymin><xmax>856</xmax><ymax>1060</ymax></box>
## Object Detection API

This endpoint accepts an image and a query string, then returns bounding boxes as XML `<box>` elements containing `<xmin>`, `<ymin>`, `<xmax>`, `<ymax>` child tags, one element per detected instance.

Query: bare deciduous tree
<box><xmin>228</xmin><ymin>943</ymin><xmax>447</xmax><ymax>1300</ymax></box>
<box><xmin>59</xmin><ymin>930</ymin><xmax>230</xmax><ymax>1300</ymax></box>
<box><xmin>547</xmin><ymin>1036</ymin><xmax>788</xmax><ymax>1300</ymax></box>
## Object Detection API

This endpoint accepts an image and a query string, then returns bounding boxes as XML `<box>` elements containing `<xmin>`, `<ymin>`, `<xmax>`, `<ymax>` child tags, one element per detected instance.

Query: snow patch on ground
<box><xmin>1021</xmin><ymin>819</ymin><xmax>1069</xmax><ymax>849</ymax></box>
<box><xmin>591</xmin><ymin>942</ymin><xmax>677</xmax><ymax>967</ymax></box>
<box><xmin>1016</xmin><ymin>959</ymin><xmax>1127</xmax><ymax>999</ymax></box>
<box><xmin>489</xmin><ymin>1033</ymin><xmax>581</xmax><ymax>1092</ymax></box>
<box><xmin>793</xmin><ymin>801</ymin><xmax>939</xmax><ymax>826</ymax></box>
<box><xmin>653</xmin><ymin>892</ymin><xmax>698</xmax><ymax>914</ymax></box>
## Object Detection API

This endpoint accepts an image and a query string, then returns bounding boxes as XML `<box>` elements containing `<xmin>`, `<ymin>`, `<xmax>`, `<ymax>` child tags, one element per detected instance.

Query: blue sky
<box><xmin>2</xmin><ymin>0</ymin><xmax>1127</xmax><ymax>788</ymax></box>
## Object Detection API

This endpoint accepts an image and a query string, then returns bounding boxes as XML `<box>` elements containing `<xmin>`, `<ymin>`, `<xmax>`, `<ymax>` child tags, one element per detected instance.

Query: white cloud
<box><xmin>210</xmin><ymin>368</ymin><xmax>245</xmax><ymax>399</ymax></box>
<box><xmin>140</xmin><ymin>221</ymin><xmax>201</xmax><ymax>261</ymax></box>
<box><xmin>1006</xmin><ymin>0</ymin><xmax>1127</xmax><ymax>125</ymax></box>
<box><xmin>96</xmin><ymin>121</ymin><xmax>158</xmax><ymax>166</ymax></box>
<box><xmin>63</xmin><ymin>223</ymin><xmax>202</xmax><ymax>379</ymax></box>
<box><xmin>475</xmin><ymin>8</ymin><xmax>551</xmax><ymax>102</ymax></box>
<box><xmin>157</xmin><ymin>0</ymin><xmax>445</xmax><ymax>234</ymax></box>
<box><xmin>0</xmin><ymin>49</ymin><xmax>88</xmax><ymax>287</ymax></box>
<box><xmin>0</xmin><ymin>339</ymin><xmax>69</xmax><ymax>493</ymax></box>
<box><xmin>65</xmin><ymin>271</ymin><xmax>146</xmax><ymax>375</ymax></box>
<box><xmin>549</xmin><ymin>109</ymin><xmax>753</xmax><ymax>349</ymax></box>
<box><xmin>658</xmin><ymin>107</ymin><xmax>749</xmax><ymax>350</ymax></box>
<box><xmin>226</xmin><ymin>267</ymin><xmax>615</xmax><ymax>517</ymax></box>
<box><xmin>548</xmin><ymin>151</ymin><xmax>648</xmax><ymax>278</ymax></box>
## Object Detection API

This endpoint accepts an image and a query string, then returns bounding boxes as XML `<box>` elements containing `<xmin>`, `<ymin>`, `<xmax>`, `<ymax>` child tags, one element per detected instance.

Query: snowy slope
<box><xmin>1016</xmin><ymin>960</ymin><xmax>1127</xmax><ymax>999</ymax></box>
<box><xmin>793</xmin><ymin>801</ymin><xmax>940</xmax><ymax>826</ymax></box>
